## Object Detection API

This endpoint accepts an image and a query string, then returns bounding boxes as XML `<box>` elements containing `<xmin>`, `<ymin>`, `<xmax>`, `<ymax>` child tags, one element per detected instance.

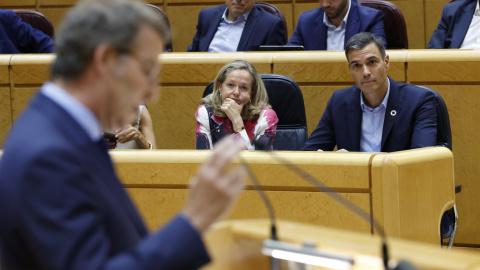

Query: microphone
<box><xmin>251</xmin><ymin>139</ymin><xmax>417</xmax><ymax>270</ymax></box>
<box><xmin>236</xmin><ymin>154</ymin><xmax>280</xmax><ymax>270</ymax></box>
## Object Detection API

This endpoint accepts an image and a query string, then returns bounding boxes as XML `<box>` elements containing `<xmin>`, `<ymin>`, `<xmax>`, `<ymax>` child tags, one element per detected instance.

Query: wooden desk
<box><xmin>203</xmin><ymin>219</ymin><xmax>480</xmax><ymax>270</ymax></box>
<box><xmin>112</xmin><ymin>147</ymin><xmax>454</xmax><ymax>245</ymax></box>
<box><xmin>2</xmin><ymin>50</ymin><xmax>478</xmax><ymax>246</ymax></box>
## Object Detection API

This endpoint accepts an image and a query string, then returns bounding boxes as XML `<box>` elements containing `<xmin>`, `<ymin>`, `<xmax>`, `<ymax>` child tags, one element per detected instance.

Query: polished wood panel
<box><xmin>407</xmin><ymin>51</ymin><xmax>480</xmax><ymax>83</ymax></box>
<box><xmin>204</xmin><ymin>220</ymin><xmax>480</xmax><ymax>270</ymax></box>
<box><xmin>148</xmin><ymin>86</ymin><xmax>204</xmax><ymax>149</ymax></box>
<box><xmin>0</xmin><ymin>55</ymin><xmax>11</xmax><ymax>85</ymax></box>
<box><xmin>127</xmin><ymin>189</ymin><xmax>371</xmax><ymax>233</ymax></box>
<box><xmin>10</xmin><ymin>54</ymin><xmax>54</xmax><ymax>85</ymax></box>
<box><xmin>114</xmin><ymin>150</ymin><xmax>374</xmax><ymax>231</ymax></box>
<box><xmin>0</xmin><ymin>0</ymin><xmax>34</xmax><ymax>6</ymax></box>
<box><xmin>390</xmin><ymin>0</ymin><xmax>425</xmax><ymax>49</ymax></box>
<box><xmin>300</xmin><ymin>86</ymin><xmax>338</xmax><ymax>135</ymax></box>
<box><xmin>371</xmin><ymin>147</ymin><xmax>455</xmax><ymax>244</ymax></box>
<box><xmin>112</xmin><ymin>148</ymin><xmax>453</xmax><ymax>244</ymax></box>
<box><xmin>0</xmin><ymin>87</ymin><xmax>12</xmax><ymax>144</ymax></box>
<box><xmin>167</xmin><ymin>5</ymin><xmax>210</xmax><ymax>52</ymax></box>
<box><xmin>160</xmin><ymin>52</ymin><xmax>272</xmax><ymax>83</ymax></box>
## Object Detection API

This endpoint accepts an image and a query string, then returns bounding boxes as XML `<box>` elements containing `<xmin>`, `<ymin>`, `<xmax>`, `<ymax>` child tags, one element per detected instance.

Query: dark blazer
<box><xmin>0</xmin><ymin>93</ymin><xmax>209</xmax><ymax>269</ymax></box>
<box><xmin>287</xmin><ymin>0</ymin><xmax>387</xmax><ymax>50</ymax></box>
<box><xmin>187</xmin><ymin>5</ymin><xmax>286</xmax><ymax>52</ymax></box>
<box><xmin>427</xmin><ymin>0</ymin><xmax>477</xmax><ymax>49</ymax></box>
<box><xmin>0</xmin><ymin>9</ymin><xmax>54</xmax><ymax>53</ymax></box>
<box><xmin>302</xmin><ymin>78</ymin><xmax>437</xmax><ymax>152</ymax></box>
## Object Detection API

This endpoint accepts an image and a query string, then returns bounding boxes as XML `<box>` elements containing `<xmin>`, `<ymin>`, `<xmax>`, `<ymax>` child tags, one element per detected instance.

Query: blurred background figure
<box><xmin>196</xmin><ymin>60</ymin><xmax>278</xmax><ymax>150</ymax></box>
<box><xmin>0</xmin><ymin>9</ymin><xmax>54</xmax><ymax>53</ymax></box>
<box><xmin>106</xmin><ymin>104</ymin><xmax>157</xmax><ymax>149</ymax></box>
<box><xmin>187</xmin><ymin>0</ymin><xmax>285</xmax><ymax>52</ymax></box>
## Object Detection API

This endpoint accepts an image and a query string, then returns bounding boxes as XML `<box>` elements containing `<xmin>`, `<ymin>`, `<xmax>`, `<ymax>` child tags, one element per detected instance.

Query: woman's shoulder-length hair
<box><xmin>199</xmin><ymin>60</ymin><xmax>270</xmax><ymax>121</ymax></box>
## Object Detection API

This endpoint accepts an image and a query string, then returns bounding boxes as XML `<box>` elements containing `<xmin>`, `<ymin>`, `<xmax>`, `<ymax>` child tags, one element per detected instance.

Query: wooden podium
<box><xmin>113</xmin><ymin>147</ymin><xmax>455</xmax><ymax>245</ymax></box>
<box><xmin>202</xmin><ymin>219</ymin><xmax>480</xmax><ymax>270</ymax></box>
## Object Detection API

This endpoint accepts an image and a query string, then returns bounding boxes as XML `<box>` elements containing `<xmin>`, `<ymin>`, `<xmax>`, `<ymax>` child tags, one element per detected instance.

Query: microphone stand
<box><xmin>247</xmin><ymin>141</ymin><xmax>418</xmax><ymax>270</ymax></box>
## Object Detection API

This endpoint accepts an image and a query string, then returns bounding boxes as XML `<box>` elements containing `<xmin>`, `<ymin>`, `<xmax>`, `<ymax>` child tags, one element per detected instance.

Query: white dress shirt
<box><xmin>41</xmin><ymin>82</ymin><xmax>103</xmax><ymax>142</ymax></box>
<box><xmin>460</xmin><ymin>0</ymin><xmax>480</xmax><ymax>49</ymax></box>
<box><xmin>323</xmin><ymin>0</ymin><xmax>352</xmax><ymax>51</ymax></box>
<box><xmin>208</xmin><ymin>8</ymin><xmax>252</xmax><ymax>52</ymax></box>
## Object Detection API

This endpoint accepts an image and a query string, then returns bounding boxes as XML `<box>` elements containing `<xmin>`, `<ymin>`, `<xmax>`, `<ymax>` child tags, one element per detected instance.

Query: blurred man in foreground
<box><xmin>0</xmin><ymin>0</ymin><xmax>244</xmax><ymax>269</ymax></box>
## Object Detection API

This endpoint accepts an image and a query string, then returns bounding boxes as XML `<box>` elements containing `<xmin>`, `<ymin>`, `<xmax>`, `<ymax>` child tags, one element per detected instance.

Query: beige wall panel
<box><xmin>301</xmin><ymin>86</ymin><xmax>340</xmax><ymax>135</ymax></box>
<box><xmin>0</xmin><ymin>87</ymin><xmax>12</xmax><ymax>145</ymax></box>
<box><xmin>117</xmin><ymin>163</ymin><xmax>370</xmax><ymax>189</ymax></box>
<box><xmin>0</xmin><ymin>55</ymin><xmax>11</xmax><ymax>85</ymax></box>
<box><xmin>274</xmin><ymin>3</ymin><xmax>294</xmax><ymax>41</ymax></box>
<box><xmin>160</xmin><ymin>62</ymin><xmax>270</xmax><ymax>83</ymax></box>
<box><xmin>408</xmin><ymin>62</ymin><xmax>480</xmax><ymax>82</ymax></box>
<box><xmin>275</xmin><ymin>62</ymin><xmax>352</xmax><ymax>82</ymax></box>
<box><xmin>293</xmin><ymin>3</ymin><xmax>318</xmax><ymax>29</ymax></box>
<box><xmin>0</xmin><ymin>66</ymin><xmax>9</xmax><ymax>85</ymax></box>
<box><xmin>428</xmin><ymin>85</ymin><xmax>480</xmax><ymax>245</ymax></box>
<box><xmin>390</xmin><ymin>0</ymin><xmax>424</xmax><ymax>49</ymax></box>
<box><xmin>38</xmin><ymin>0</ymin><xmax>78</xmax><ymax>5</ymax></box>
<box><xmin>11</xmin><ymin>64</ymin><xmax>50</xmax><ymax>85</ymax></box>
<box><xmin>168</xmin><ymin>6</ymin><xmax>211</xmax><ymax>52</ymax></box>
<box><xmin>0</xmin><ymin>0</ymin><xmax>35</xmax><ymax>6</ymax></box>
<box><xmin>37</xmin><ymin>8</ymin><xmax>70</xmax><ymax>31</ymax></box>
<box><xmin>126</xmin><ymin>189</ymin><xmax>371</xmax><ymax>233</ymax></box>
<box><xmin>148</xmin><ymin>86</ymin><xmax>204</xmax><ymax>149</ymax></box>
<box><xmin>11</xmin><ymin>87</ymin><xmax>39</xmax><ymax>121</ymax></box>
<box><xmin>424</xmin><ymin>0</ymin><xmax>450</xmax><ymax>47</ymax></box>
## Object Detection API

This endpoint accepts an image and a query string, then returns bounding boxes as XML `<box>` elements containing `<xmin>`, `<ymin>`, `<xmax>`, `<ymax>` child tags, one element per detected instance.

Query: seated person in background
<box><xmin>427</xmin><ymin>0</ymin><xmax>479</xmax><ymax>49</ymax></box>
<box><xmin>287</xmin><ymin>0</ymin><xmax>386</xmax><ymax>50</ymax></box>
<box><xmin>187</xmin><ymin>0</ymin><xmax>286</xmax><ymax>52</ymax></box>
<box><xmin>302</xmin><ymin>32</ymin><xmax>437</xmax><ymax>152</ymax></box>
<box><xmin>196</xmin><ymin>60</ymin><xmax>278</xmax><ymax>150</ymax></box>
<box><xmin>0</xmin><ymin>9</ymin><xmax>54</xmax><ymax>53</ymax></box>
<box><xmin>107</xmin><ymin>105</ymin><xmax>156</xmax><ymax>149</ymax></box>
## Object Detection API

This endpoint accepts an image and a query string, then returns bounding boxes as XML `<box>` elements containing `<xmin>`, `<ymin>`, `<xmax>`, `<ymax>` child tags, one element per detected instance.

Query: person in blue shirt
<box><xmin>187</xmin><ymin>0</ymin><xmax>286</xmax><ymax>52</ymax></box>
<box><xmin>0</xmin><ymin>9</ymin><xmax>54</xmax><ymax>53</ymax></box>
<box><xmin>302</xmin><ymin>32</ymin><xmax>436</xmax><ymax>152</ymax></box>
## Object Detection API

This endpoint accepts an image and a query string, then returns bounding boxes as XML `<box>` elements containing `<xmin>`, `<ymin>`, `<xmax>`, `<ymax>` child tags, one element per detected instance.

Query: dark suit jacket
<box><xmin>427</xmin><ymin>0</ymin><xmax>476</xmax><ymax>49</ymax></box>
<box><xmin>302</xmin><ymin>78</ymin><xmax>437</xmax><ymax>152</ymax></box>
<box><xmin>287</xmin><ymin>0</ymin><xmax>387</xmax><ymax>50</ymax></box>
<box><xmin>0</xmin><ymin>93</ymin><xmax>209</xmax><ymax>269</ymax></box>
<box><xmin>187</xmin><ymin>5</ymin><xmax>286</xmax><ymax>52</ymax></box>
<box><xmin>0</xmin><ymin>9</ymin><xmax>54</xmax><ymax>53</ymax></box>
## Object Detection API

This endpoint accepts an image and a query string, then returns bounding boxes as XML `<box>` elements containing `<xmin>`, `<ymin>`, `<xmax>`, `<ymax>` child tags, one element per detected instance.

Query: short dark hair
<box><xmin>50</xmin><ymin>0</ymin><xmax>171</xmax><ymax>81</ymax></box>
<box><xmin>345</xmin><ymin>32</ymin><xmax>386</xmax><ymax>61</ymax></box>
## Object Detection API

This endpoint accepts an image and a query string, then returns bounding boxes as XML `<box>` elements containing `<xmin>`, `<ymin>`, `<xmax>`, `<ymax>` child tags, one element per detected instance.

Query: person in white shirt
<box><xmin>187</xmin><ymin>0</ymin><xmax>286</xmax><ymax>52</ymax></box>
<box><xmin>428</xmin><ymin>0</ymin><xmax>480</xmax><ymax>49</ymax></box>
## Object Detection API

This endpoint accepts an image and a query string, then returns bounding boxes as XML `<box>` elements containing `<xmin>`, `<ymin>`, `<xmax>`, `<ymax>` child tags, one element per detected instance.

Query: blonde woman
<box><xmin>195</xmin><ymin>60</ymin><xmax>278</xmax><ymax>150</ymax></box>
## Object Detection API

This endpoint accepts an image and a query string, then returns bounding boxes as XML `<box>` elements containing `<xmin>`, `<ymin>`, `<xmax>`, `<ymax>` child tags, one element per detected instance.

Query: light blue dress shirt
<box><xmin>41</xmin><ymin>82</ymin><xmax>103</xmax><ymax>142</ymax></box>
<box><xmin>323</xmin><ymin>0</ymin><xmax>352</xmax><ymax>50</ymax></box>
<box><xmin>359</xmin><ymin>79</ymin><xmax>390</xmax><ymax>152</ymax></box>
<box><xmin>208</xmin><ymin>8</ymin><xmax>252</xmax><ymax>52</ymax></box>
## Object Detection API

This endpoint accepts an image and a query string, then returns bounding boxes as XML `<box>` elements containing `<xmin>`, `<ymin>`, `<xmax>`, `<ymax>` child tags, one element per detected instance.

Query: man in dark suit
<box><xmin>0</xmin><ymin>9</ymin><xmax>54</xmax><ymax>53</ymax></box>
<box><xmin>427</xmin><ymin>0</ymin><xmax>479</xmax><ymax>49</ymax></box>
<box><xmin>302</xmin><ymin>32</ymin><xmax>436</xmax><ymax>152</ymax></box>
<box><xmin>187</xmin><ymin>0</ymin><xmax>286</xmax><ymax>52</ymax></box>
<box><xmin>287</xmin><ymin>0</ymin><xmax>386</xmax><ymax>50</ymax></box>
<box><xmin>0</xmin><ymin>0</ymin><xmax>245</xmax><ymax>269</ymax></box>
